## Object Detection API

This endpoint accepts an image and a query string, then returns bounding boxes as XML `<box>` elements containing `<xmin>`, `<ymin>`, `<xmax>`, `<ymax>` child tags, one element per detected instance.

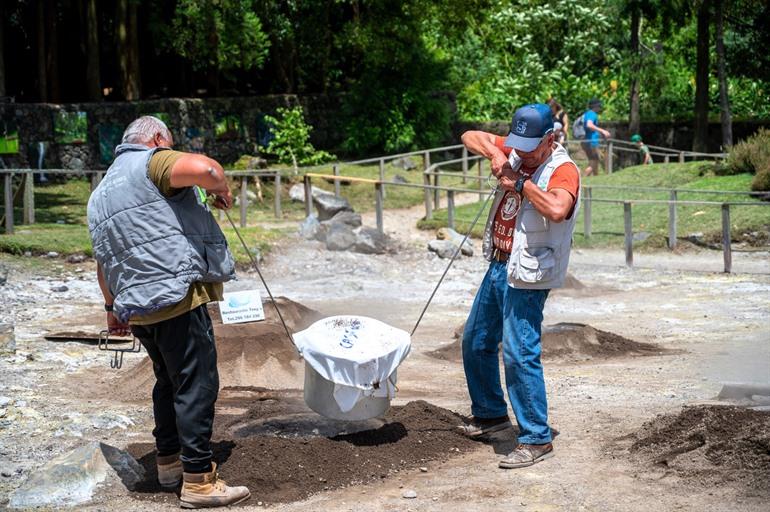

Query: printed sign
<box><xmin>218</xmin><ymin>290</ymin><xmax>265</xmax><ymax>324</ymax></box>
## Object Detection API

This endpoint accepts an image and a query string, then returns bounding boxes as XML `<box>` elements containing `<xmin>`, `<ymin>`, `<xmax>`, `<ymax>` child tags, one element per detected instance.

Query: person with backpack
<box><xmin>574</xmin><ymin>98</ymin><xmax>611</xmax><ymax>176</ymax></box>
<box><xmin>547</xmin><ymin>98</ymin><xmax>569</xmax><ymax>146</ymax></box>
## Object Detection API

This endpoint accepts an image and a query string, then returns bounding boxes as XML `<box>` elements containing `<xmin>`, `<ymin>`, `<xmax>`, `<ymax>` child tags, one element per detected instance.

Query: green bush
<box><xmin>259</xmin><ymin>106</ymin><xmax>335</xmax><ymax>170</ymax></box>
<box><xmin>726</xmin><ymin>128</ymin><xmax>770</xmax><ymax>190</ymax></box>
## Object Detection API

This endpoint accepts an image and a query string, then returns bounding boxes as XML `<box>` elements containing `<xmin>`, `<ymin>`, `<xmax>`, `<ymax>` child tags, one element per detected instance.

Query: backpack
<box><xmin>572</xmin><ymin>113</ymin><xmax>586</xmax><ymax>139</ymax></box>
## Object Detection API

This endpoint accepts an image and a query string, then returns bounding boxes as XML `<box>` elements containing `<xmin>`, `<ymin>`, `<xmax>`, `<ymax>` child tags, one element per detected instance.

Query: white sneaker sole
<box><xmin>180</xmin><ymin>491</ymin><xmax>251</xmax><ymax>509</ymax></box>
<box><xmin>498</xmin><ymin>450</ymin><xmax>555</xmax><ymax>469</ymax></box>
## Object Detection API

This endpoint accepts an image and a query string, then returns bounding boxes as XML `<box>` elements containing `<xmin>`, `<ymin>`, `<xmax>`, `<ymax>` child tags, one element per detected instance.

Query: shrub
<box><xmin>725</xmin><ymin>128</ymin><xmax>770</xmax><ymax>190</ymax></box>
<box><xmin>259</xmin><ymin>107</ymin><xmax>335</xmax><ymax>170</ymax></box>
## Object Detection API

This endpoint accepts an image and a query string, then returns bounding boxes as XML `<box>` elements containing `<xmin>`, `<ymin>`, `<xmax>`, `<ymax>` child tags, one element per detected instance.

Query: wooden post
<box><xmin>379</xmin><ymin>158</ymin><xmax>386</xmax><ymax>199</ymax></box>
<box><xmin>423</xmin><ymin>172</ymin><xmax>433</xmax><ymax>220</ymax></box>
<box><xmin>433</xmin><ymin>172</ymin><xmax>440</xmax><ymax>209</ymax></box>
<box><xmin>239</xmin><ymin>176</ymin><xmax>247</xmax><ymax>228</ymax></box>
<box><xmin>375</xmin><ymin>183</ymin><xmax>384</xmax><ymax>234</ymax></box>
<box><xmin>333</xmin><ymin>164</ymin><xmax>340</xmax><ymax>197</ymax></box>
<box><xmin>668</xmin><ymin>190</ymin><xmax>677</xmax><ymax>250</ymax></box>
<box><xmin>624</xmin><ymin>201</ymin><xmax>633</xmax><ymax>267</ymax></box>
<box><xmin>90</xmin><ymin>171</ymin><xmax>100</xmax><ymax>192</ymax></box>
<box><xmin>606</xmin><ymin>141</ymin><xmax>614</xmax><ymax>173</ymax></box>
<box><xmin>678</xmin><ymin>151</ymin><xmax>685</xmax><ymax>163</ymax></box>
<box><xmin>274</xmin><ymin>172</ymin><xmax>282</xmax><ymax>218</ymax></box>
<box><xmin>722</xmin><ymin>203</ymin><xmax>732</xmax><ymax>273</ymax></box>
<box><xmin>447</xmin><ymin>190</ymin><xmax>455</xmax><ymax>229</ymax></box>
<box><xmin>423</xmin><ymin>151</ymin><xmax>431</xmax><ymax>172</ymax></box>
<box><xmin>23</xmin><ymin>173</ymin><xmax>34</xmax><ymax>224</ymax></box>
<box><xmin>3</xmin><ymin>173</ymin><xmax>13</xmax><ymax>235</ymax></box>
<box><xmin>583</xmin><ymin>187</ymin><xmax>592</xmax><ymax>238</ymax></box>
<box><xmin>664</xmin><ymin>154</ymin><xmax>670</xmax><ymax>164</ymax></box>
<box><xmin>304</xmin><ymin>175</ymin><xmax>312</xmax><ymax>217</ymax></box>
<box><xmin>461</xmin><ymin>146</ymin><xmax>468</xmax><ymax>184</ymax></box>
<box><xmin>478</xmin><ymin>159</ymin><xmax>484</xmax><ymax>201</ymax></box>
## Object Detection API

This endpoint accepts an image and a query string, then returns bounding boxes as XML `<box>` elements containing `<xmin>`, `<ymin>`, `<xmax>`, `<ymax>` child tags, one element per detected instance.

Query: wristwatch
<box><xmin>514</xmin><ymin>175</ymin><xmax>530</xmax><ymax>193</ymax></box>
<box><xmin>104</xmin><ymin>304</ymin><xmax>114</xmax><ymax>312</ymax></box>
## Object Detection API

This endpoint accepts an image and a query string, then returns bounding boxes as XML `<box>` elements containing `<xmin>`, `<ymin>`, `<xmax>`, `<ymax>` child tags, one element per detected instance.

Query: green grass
<box><xmin>418</xmin><ymin>161</ymin><xmax>770</xmax><ymax>249</ymax></box>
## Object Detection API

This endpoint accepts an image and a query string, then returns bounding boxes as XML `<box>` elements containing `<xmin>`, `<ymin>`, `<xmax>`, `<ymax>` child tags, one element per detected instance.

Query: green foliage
<box><xmin>170</xmin><ymin>0</ymin><xmax>270</xmax><ymax>71</ymax></box>
<box><xmin>725</xmin><ymin>128</ymin><xmax>770</xmax><ymax>190</ymax></box>
<box><xmin>259</xmin><ymin>107</ymin><xmax>335</xmax><ymax>167</ymax></box>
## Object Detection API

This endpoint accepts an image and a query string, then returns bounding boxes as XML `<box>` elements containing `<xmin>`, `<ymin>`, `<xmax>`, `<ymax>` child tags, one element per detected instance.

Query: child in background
<box><xmin>631</xmin><ymin>134</ymin><xmax>652</xmax><ymax>165</ymax></box>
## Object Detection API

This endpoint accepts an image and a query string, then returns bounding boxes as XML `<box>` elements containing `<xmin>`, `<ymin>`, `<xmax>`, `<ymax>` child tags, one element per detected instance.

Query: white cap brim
<box><xmin>504</xmin><ymin>132</ymin><xmax>541</xmax><ymax>152</ymax></box>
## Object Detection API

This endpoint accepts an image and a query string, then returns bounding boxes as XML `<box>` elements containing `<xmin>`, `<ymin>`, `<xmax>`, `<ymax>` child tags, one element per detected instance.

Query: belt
<box><xmin>492</xmin><ymin>248</ymin><xmax>510</xmax><ymax>263</ymax></box>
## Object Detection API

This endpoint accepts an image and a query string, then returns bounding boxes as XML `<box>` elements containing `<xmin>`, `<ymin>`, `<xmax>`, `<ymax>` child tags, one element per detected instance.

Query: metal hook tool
<box><xmin>98</xmin><ymin>330</ymin><xmax>141</xmax><ymax>369</ymax></box>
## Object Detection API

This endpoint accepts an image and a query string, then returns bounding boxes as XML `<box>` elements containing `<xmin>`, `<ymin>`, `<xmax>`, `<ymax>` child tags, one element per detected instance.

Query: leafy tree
<box><xmin>259</xmin><ymin>106</ymin><xmax>335</xmax><ymax>170</ymax></box>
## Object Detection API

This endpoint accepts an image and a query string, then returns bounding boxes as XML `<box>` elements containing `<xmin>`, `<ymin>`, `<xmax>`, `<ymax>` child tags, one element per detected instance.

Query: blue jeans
<box><xmin>462</xmin><ymin>261</ymin><xmax>552</xmax><ymax>444</ymax></box>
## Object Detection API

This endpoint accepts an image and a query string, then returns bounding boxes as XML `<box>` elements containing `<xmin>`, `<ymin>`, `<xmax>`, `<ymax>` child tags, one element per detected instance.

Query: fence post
<box><xmin>333</xmin><ymin>164</ymin><xmax>340</xmax><ymax>197</ymax></box>
<box><xmin>274</xmin><ymin>172</ymin><xmax>282</xmax><ymax>218</ymax></box>
<box><xmin>423</xmin><ymin>172</ymin><xmax>433</xmax><ymax>220</ymax></box>
<box><xmin>461</xmin><ymin>146</ymin><xmax>468</xmax><ymax>184</ymax></box>
<box><xmin>379</xmin><ymin>158</ymin><xmax>386</xmax><ymax>199</ymax></box>
<box><xmin>3</xmin><ymin>173</ymin><xmax>13</xmax><ymax>235</ymax></box>
<box><xmin>239</xmin><ymin>176</ymin><xmax>248</xmax><ymax>228</ymax></box>
<box><xmin>375</xmin><ymin>183</ymin><xmax>384</xmax><ymax>234</ymax></box>
<box><xmin>23</xmin><ymin>173</ymin><xmax>34</xmax><ymax>225</ymax></box>
<box><xmin>304</xmin><ymin>174</ymin><xmax>313</xmax><ymax>217</ymax></box>
<box><xmin>90</xmin><ymin>171</ymin><xmax>100</xmax><ymax>192</ymax></box>
<box><xmin>447</xmin><ymin>190</ymin><xmax>455</xmax><ymax>230</ymax></box>
<box><xmin>433</xmin><ymin>172</ymin><xmax>440</xmax><ymax>209</ymax></box>
<box><xmin>664</xmin><ymin>154</ymin><xmax>670</xmax><ymax>164</ymax></box>
<box><xmin>478</xmin><ymin>159</ymin><xmax>484</xmax><ymax>201</ymax></box>
<box><xmin>606</xmin><ymin>141</ymin><xmax>614</xmax><ymax>173</ymax></box>
<box><xmin>678</xmin><ymin>151</ymin><xmax>685</xmax><ymax>163</ymax></box>
<box><xmin>624</xmin><ymin>201</ymin><xmax>633</xmax><ymax>267</ymax></box>
<box><xmin>668</xmin><ymin>190</ymin><xmax>677</xmax><ymax>250</ymax></box>
<box><xmin>722</xmin><ymin>203</ymin><xmax>732</xmax><ymax>273</ymax></box>
<box><xmin>583</xmin><ymin>186</ymin><xmax>592</xmax><ymax>238</ymax></box>
<box><xmin>423</xmin><ymin>151</ymin><xmax>431</xmax><ymax>172</ymax></box>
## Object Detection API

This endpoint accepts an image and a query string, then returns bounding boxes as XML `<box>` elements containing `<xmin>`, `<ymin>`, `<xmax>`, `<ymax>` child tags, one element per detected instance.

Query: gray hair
<box><xmin>121</xmin><ymin>116</ymin><xmax>173</xmax><ymax>145</ymax></box>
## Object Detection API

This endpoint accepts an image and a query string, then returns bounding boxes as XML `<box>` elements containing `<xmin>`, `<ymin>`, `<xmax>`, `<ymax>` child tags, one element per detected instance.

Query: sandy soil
<box><xmin>1</xmin><ymin>195</ymin><xmax>769</xmax><ymax>511</ymax></box>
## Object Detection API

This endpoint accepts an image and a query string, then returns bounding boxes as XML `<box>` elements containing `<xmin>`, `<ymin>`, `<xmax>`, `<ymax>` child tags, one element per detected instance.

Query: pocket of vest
<box><xmin>519</xmin><ymin>206</ymin><xmax>548</xmax><ymax>233</ymax></box>
<box><xmin>202</xmin><ymin>241</ymin><xmax>235</xmax><ymax>280</ymax></box>
<box><xmin>514</xmin><ymin>247</ymin><xmax>556</xmax><ymax>283</ymax></box>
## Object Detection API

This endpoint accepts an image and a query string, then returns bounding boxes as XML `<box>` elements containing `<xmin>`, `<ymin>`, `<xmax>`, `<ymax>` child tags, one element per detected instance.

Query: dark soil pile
<box><xmin>429</xmin><ymin>322</ymin><xmax>666</xmax><ymax>363</ymax></box>
<box><xmin>128</xmin><ymin>399</ymin><xmax>480</xmax><ymax>505</ymax></box>
<box><xmin>115</xmin><ymin>297</ymin><xmax>323</xmax><ymax>399</ymax></box>
<box><xmin>630</xmin><ymin>405</ymin><xmax>770</xmax><ymax>495</ymax></box>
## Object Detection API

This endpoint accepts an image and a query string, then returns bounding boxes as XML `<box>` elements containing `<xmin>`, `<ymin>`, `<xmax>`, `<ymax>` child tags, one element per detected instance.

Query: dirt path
<box><xmin>1</xmin><ymin>199</ymin><xmax>769</xmax><ymax>511</ymax></box>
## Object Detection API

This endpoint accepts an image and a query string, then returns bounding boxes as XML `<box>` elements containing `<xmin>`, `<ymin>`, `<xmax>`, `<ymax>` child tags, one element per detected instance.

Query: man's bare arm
<box><xmin>168</xmin><ymin>153</ymin><xmax>232</xmax><ymax>208</ymax></box>
<box><xmin>498</xmin><ymin>175</ymin><xmax>575</xmax><ymax>223</ymax></box>
<box><xmin>461</xmin><ymin>130</ymin><xmax>510</xmax><ymax>176</ymax></box>
<box><xmin>97</xmin><ymin>264</ymin><xmax>129</xmax><ymax>335</ymax></box>
<box><xmin>585</xmin><ymin>120</ymin><xmax>610</xmax><ymax>139</ymax></box>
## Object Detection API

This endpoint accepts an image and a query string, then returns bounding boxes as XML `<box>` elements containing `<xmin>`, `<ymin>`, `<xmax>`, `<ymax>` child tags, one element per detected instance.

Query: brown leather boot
<box><xmin>157</xmin><ymin>452</ymin><xmax>183</xmax><ymax>488</ymax></box>
<box><xmin>180</xmin><ymin>462</ymin><xmax>250</xmax><ymax>509</ymax></box>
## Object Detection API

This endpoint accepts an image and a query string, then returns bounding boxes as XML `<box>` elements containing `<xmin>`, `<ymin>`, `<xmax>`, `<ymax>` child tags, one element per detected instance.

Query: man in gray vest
<box><xmin>458</xmin><ymin>104</ymin><xmax>581</xmax><ymax>469</ymax></box>
<box><xmin>87</xmin><ymin>116</ymin><xmax>250</xmax><ymax>508</ymax></box>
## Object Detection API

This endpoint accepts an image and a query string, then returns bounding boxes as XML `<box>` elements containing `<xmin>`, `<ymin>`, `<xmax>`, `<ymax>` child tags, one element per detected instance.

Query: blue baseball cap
<box><xmin>504</xmin><ymin>103</ymin><xmax>554</xmax><ymax>152</ymax></box>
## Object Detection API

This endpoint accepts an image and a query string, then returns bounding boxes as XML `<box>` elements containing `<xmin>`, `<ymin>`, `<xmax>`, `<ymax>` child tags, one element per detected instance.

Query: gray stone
<box><xmin>0</xmin><ymin>396</ymin><xmax>11</xmax><ymax>407</ymax></box>
<box><xmin>325</xmin><ymin>223</ymin><xmax>357</xmax><ymax>251</ymax></box>
<box><xmin>0</xmin><ymin>323</ymin><xmax>15</xmax><ymax>355</ymax></box>
<box><xmin>66</xmin><ymin>254</ymin><xmax>87</xmax><ymax>264</ymax></box>
<box><xmin>323</xmin><ymin>210</ymin><xmax>362</xmax><ymax>228</ymax></box>
<box><xmin>633</xmin><ymin>231</ymin><xmax>650</xmax><ymax>242</ymax></box>
<box><xmin>392</xmin><ymin>157</ymin><xmax>418</xmax><ymax>171</ymax></box>
<box><xmin>436</xmin><ymin>227</ymin><xmax>474</xmax><ymax>256</ymax></box>
<box><xmin>428</xmin><ymin>239</ymin><xmax>459</xmax><ymax>259</ymax></box>
<box><xmin>298</xmin><ymin>215</ymin><xmax>321</xmax><ymax>241</ymax></box>
<box><xmin>392</xmin><ymin>174</ymin><xmax>408</xmax><ymax>184</ymax></box>
<box><xmin>51</xmin><ymin>285</ymin><xmax>69</xmax><ymax>293</ymax></box>
<box><xmin>0</xmin><ymin>264</ymin><xmax>7</xmax><ymax>286</ymax></box>
<box><xmin>8</xmin><ymin>441</ymin><xmax>144</xmax><ymax>509</ymax></box>
<box><xmin>45</xmin><ymin>251</ymin><xmax>59</xmax><ymax>258</ymax></box>
<box><xmin>403</xmin><ymin>489</ymin><xmax>418</xmax><ymax>499</ymax></box>
<box><xmin>289</xmin><ymin>183</ymin><xmax>334</xmax><ymax>203</ymax></box>
<box><xmin>313</xmin><ymin>194</ymin><xmax>353</xmax><ymax>221</ymax></box>
<box><xmin>688</xmin><ymin>232</ymin><xmax>704</xmax><ymax>242</ymax></box>
<box><xmin>68</xmin><ymin>157</ymin><xmax>85</xmax><ymax>170</ymax></box>
<box><xmin>353</xmin><ymin>227</ymin><xmax>391</xmax><ymax>255</ymax></box>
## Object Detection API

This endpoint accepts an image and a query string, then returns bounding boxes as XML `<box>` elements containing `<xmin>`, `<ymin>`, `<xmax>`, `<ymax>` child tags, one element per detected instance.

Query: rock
<box><xmin>0</xmin><ymin>396</ymin><xmax>10</xmax><ymax>407</ymax></box>
<box><xmin>419</xmin><ymin>466</ymin><xmax>428</xmax><ymax>472</ymax></box>
<box><xmin>687</xmin><ymin>232</ymin><xmax>704</xmax><ymax>243</ymax></box>
<box><xmin>0</xmin><ymin>264</ymin><xmax>7</xmax><ymax>286</ymax></box>
<box><xmin>436</xmin><ymin>227</ymin><xmax>473</xmax><ymax>256</ymax></box>
<box><xmin>403</xmin><ymin>489</ymin><xmax>418</xmax><ymax>499</ymax></box>
<box><xmin>392</xmin><ymin>157</ymin><xmax>418</xmax><ymax>171</ymax></box>
<box><xmin>23</xmin><ymin>251</ymin><xmax>32</xmax><ymax>257</ymax></box>
<box><xmin>51</xmin><ymin>285</ymin><xmax>69</xmax><ymax>293</ymax></box>
<box><xmin>298</xmin><ymin>215</ymin><xmax>322</xmax><ymax>241</ymax></box>
<box><xmin>323</xmin><ymin>210</ymin><xmax>362</xmax><ymax>228</ymax></box>
<box><xmin>45</xmin><ymin>251</ymin><xmax>59</xmax><ymax>258</ymax></box>
<box><xmin>632</xmin><ymin>231</ymin><xmax>650</xmax><ymax>242</ymax></box>
<box><xmin>248</xmin><ymin>157</ymin><xmax>268</xmax><ymax>169</ymax></box>
<box><xmin>392</xmin><ymin>175</ymin><xmax>408</xmax><ymax>184</ymax></box>
<box><xmin>428</xmin><ymin>239</ymin><xmax>460</xmax><ymax>259</ymax></box>
<box><xmin>313</xmin><ymin>194</ymin><xmax>353</xmax><ymax>221</ymax></box>
<box><xmin>325</xmin><ymin>223</ymin><xmax>357</xmax><ymax>251</ymax></box>
<box><xmin>8</xmin><ymin>441</ymin><xmax>144</xmax><ymax>509</ymax></box>
<box><xmin>353</xmin><ymin>227</ymin><xmax>391</xmax><ymax>255</ymax></box>
<box><xmin>288</xmin><ymin>183</ymin><xmax>334</xmax><ymax>203</ymax></box>
<box><xmin>66</xmin><ymin>254</ymin><xmax>87</xmax><ymax>264</ymax></box>
<box><xmin>0</xmin><ymin>323</ymin><xmax>15</xmax><ymax>355</ymax></box>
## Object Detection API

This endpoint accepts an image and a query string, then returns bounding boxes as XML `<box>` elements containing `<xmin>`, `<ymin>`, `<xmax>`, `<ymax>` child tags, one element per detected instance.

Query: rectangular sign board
<box><xmin>218</xmin><ymin>290</ymin><xmax>265</xmax><ymax>324</ymax></box>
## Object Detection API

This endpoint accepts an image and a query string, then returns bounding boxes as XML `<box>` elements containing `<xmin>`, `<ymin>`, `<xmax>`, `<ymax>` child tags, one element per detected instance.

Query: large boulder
<box><xmin>322</xmin><ymin>210</ymin><xmax>362</xmax><ymax>228</ymax></box>
<box><xmin>325</xmin><ymin>223</ymin><xmax>358</xmax><ymax>251</ymax></box>
<box><xmin>313</xmin><ymin>194</ymin><xmax>354</xmax><ymax>221</ymax></box>
<box><xmin>288</xmin><ymin>183</ymin><xmax>334</xmax><ymax>203</ymax></box>
<box><xmin>436</xmin><ymin>227</ymin><xmax>474</xmax><ymax>256</ymax></box>
<box><xmin>353</xmin><ymin>227</ymin><xmax>392</xmax><ymax>255</ymax></box>
<box><xmin>391</xmin><ymin>157</ymin><xmax>418</xmax><ymax>171</ymax></box>
<box><xmin>428</xmin><ymin>239</ymin><xmax>459</xmax><ymax>259</ymax></box>
<box><xmin>298</xmin><ymin>215</ymin><xmax>321</xmax><ymax>240</ymax></box>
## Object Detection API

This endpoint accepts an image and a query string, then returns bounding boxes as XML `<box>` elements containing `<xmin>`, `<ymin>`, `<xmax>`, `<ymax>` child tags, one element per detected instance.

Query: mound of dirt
<box><xmin>429</xmin><ymin>322</ymin><xmax>666</xmax><ymax>362</ymax></box>
<box><xmin>116</xmin><ymin>297</ymin><xmax>323</xmax><ymax>399</ymax></box>
<box><xmin>128</xmin><ymin>399</ymin><xmax>480</xmax><ymax>505</ymax></box>
<box><xmin>629</xmin><ymin>405</ymin><xmax>770</xmax><ymax>494</ymax></box>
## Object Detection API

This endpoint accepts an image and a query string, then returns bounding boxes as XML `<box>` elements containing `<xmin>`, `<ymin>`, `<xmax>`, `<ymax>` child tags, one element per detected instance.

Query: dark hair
<box><xmin>547</xmin><ymin>97</ymin><xmax>562</xmax><ymax>111</ymax></box>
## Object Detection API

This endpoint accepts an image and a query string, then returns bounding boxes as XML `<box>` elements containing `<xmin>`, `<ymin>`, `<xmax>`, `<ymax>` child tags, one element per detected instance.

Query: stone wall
<box><xmin>0</xmin><ymin>95</ymin><xmax>344</xmax><ymax>170</ymax></box>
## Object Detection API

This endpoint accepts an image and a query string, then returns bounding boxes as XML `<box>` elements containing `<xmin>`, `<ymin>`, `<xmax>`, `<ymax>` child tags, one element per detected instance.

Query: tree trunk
<box><xmin>116</xmin><ymin>0</ymin><xmax>141</xmax><ymax>100</ymax></box>
<box><xmin>45</xmin><ymin>0</ymin><xmax>60</xmax><ymax>102</ymax></box>
<box><xmin>628</xmin><ymin>5</ymin><xmax>641</xmax><ymax>135</ymax></box>
<box><xmin>693</xmin><ymin>0</ymin><xmax>711</xmax><ymax>153</ymax></box>
<box><xmin>36</xmin><ymin>0</ymin><xmax>47</xmax><ymax>101</ymax></box>
<box><xmin>85</xmin><ymin>0</ymin><xmax>102</xmax><ymax>101</ymax></box>
<box><xmin>0</xmin><ymin>3</ymin><xmax>6</xmax><ymax>97</ymax></box>
<box><xmin>715</xmin><ymin>0</ymin><xmax>732</xmax><ymax>148</ymax></box>
<box><xmin>127</xmin><ymin>1</ymin><xmax>141</xmax><ymax>99</ymax></box>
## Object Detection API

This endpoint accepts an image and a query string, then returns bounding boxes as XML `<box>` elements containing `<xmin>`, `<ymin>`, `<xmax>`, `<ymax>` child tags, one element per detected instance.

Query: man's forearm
<box><xmin>96</xmin><ymin>264</ymin><xmax>114</xmax><ymax>305</ymax></box>
<box><xmin>462</xmin><ymin>131</ymin><xmax>504</xmax><ymax>159</ymax></box>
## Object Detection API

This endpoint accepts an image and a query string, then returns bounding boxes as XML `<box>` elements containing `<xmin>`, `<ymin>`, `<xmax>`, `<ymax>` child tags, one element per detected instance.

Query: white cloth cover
<box><xmin>293</xmin><ymin>316</ymin><xmax>411</xmax><ymax>412</ymax></box>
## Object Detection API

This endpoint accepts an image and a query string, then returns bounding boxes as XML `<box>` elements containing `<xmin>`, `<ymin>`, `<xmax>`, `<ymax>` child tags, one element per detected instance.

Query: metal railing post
<box><xmin>23</xmin><ymin>173</ymin><xmax>34</xmax><ymax>225</ymax></box>
<box><xmin>375</xmin><ymin>183</ymin><xmax>384</xmax><ymax>234</ymax></box>
<box><xmin>3</xmin><ymin>173</ymin><xmax>13</xmax><ymax>234</ymax></box>
<box><xmin>664</xmin><ymin>154</ymin><xmax>670</xmax><ymax>164</ymax></box>
<box><xmin>583</xmin><ymin>187</ymin><xmax>592</xmax><ymax>238</ymax></box>
<box><xmin>624</xmin><ymin>201</ymin><xmax>633</xmax><ymax>267</ymax></box>
<box><xmin>606</xmin><ymin>141</ymin><xmax>614</xmax><ymax>173</ymax></box>
<box><xmin>478</xmin><ymin>159</ymin><xmax>484</xmax><ymax>201</ymax></box>
<box><xmin>239</xmin><ymin>176</ymin><xmax>248</xmax><ymax>227</ymax></box>
<box><xmin>333</xmin><ymin>164</ymin><xmax>340</xmax><ymax>197</ymax></box>
<box><xmin>461</xmin><ymin>147</ymin><xmax>468</xmax><ymax>184</ymax></box>
<box><xmin>274</xmin><ymin>172</ymin><xmax>282</xmax><ymax>218</ymax></box>
<box><xmin>433</xmin><ymin>172</ymin><xmax>440</xmax><ymax>209</ymax></box>
<box><xmin>423</xmin><ymin>151</ymin><xmax>431</xmax><ymax>172</ymax></box>
<box><xmin>722</xmin><ymin>203</ymin><xmax>732</xmax><ymax>273</ymax></box>
<box><xmin>447</xmin><ymin>190</ymin><xmax>455</xmax><ymax>229</ymax></box>
<box><xmin>423</xmin><ymin>172</ymin><xmax>433</xmax><ymax>220</ymax></box>
<box><xmin>668</xmin><ymin>190</ymin><xmax>677</xmax><ymax>250</ymax></box>
<box><xmin>90</xmin><ymin>171</ymin><xmax>100</xmax><ymax>192</ymax></box>
<box><xmin>304</xmin><ymin>174</ymin><xmax>313</xmax><ymax>217</ymax></box>
<box><xmin>678</xmin><ymin>151</ymin><xmax>685</xmax><ymax>163</ymax></box>
<box><xmin>379</xmin><ymin>159</ymin><xmax>386</xmax><ymax>199</ymax></box>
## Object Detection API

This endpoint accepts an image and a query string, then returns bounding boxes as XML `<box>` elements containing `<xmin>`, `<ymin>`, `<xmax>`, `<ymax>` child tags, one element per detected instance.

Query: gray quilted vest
<box><xmin>87</xmin><ymin>143</ymin><xmax>236</xmax><ymax>322</ymax></box>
